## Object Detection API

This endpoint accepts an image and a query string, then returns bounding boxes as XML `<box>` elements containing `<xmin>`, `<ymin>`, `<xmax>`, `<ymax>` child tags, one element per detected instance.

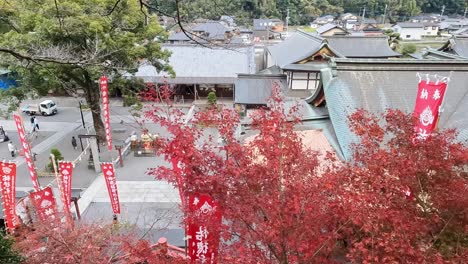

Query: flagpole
<box><xmin>50</xmin><ymin>154</ymin><xmax>73</xmax><ymax>227</ymax></box>
<box><xmin>436</xmin><ymin>71</ymin><xmax>452</xmax><ymax>131</ymax></box>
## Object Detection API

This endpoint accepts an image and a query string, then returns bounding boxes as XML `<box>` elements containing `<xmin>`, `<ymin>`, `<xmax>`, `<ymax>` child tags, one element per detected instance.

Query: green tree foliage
<box><xmin>48</xmin><ymin>148</ymin><xmax>63</xmax><ymax>171</ymax></box>
<box><xmin>150</xmin><ymin>0</ymin><xmax>467</xmax><ymax>26</ymax></box>
<box><xmin>207</xmin><ymin>91</ymin><xmax>217</xmax><ymax>105</ymax></box>
<box><xmin>0</xmin><ymin>234</ymin><xmax>23</xmax><ymax>264</ymax></box>
<box><xmin>0</xmin><ymin>0</ymin><xmax>172</xmax><ymax>141</ymax></box>
<box><xmin>401</xmin><ymin>43</ymin><xmax>417</xmax><ymax>55</ymax></box>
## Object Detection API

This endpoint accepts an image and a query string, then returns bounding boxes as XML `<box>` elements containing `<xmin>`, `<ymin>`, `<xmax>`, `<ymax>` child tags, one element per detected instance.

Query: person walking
<box><xmin>30</xmin><ymin>115</ymin><xmax>35</xmax><ymax>132</ymax></box>
<box><xmin>8</xmin><ymin>141</ymin><xmax>16</xmax><ymax>157</ymax></box>
<box><xmin>71</xmin><ymin>136</ymin><xmax>77</xmax><ymax>150</ymax></box>
<box><xmin>33</xmin><ymin>116</ymin><xmax>39</xmax><ymax>132</ymax></box>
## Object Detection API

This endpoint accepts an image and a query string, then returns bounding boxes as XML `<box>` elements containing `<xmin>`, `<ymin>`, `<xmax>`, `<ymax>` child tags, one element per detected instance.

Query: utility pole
<box><xmin>285</xmin><ymin>8</ymin><xmax>289</xmax><ymax>37</ymax></box>
<box><xmin>441</xmin><ymin>5</ymin><xmax>445</xmax><ymax>18</ymax></box>
<box><xmin>464</xmin><ymin>7</ymin><xmax>467</xmax><ymax>19</ymax></box>
<box><xmin>382</xmin><ymin>4</ymin><xmax>388</xmax><ymax>24</ymax></box>
<box><xmin>362</xmin><ymin>6</ymin><xmax>366</xmax><ymax>21</ymax></box>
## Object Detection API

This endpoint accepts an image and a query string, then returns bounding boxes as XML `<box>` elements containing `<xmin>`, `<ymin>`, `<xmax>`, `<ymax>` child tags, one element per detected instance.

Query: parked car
<box><xmin>21</xmin><ymin>100</ymin><xmax>58</xmax><ymax>116</ymax></box>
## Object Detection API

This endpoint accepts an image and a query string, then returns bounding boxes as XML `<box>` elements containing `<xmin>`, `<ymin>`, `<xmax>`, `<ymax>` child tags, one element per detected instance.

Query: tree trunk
<box><xmin>83</xmin><ymin>73</ymin><xmax>106</xmax><ymax>143</ymax></box>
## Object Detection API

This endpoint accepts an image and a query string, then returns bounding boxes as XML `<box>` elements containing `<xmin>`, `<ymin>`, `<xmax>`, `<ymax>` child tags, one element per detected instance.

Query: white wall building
<box><xmin>393</xmin><ymin>22</ymin><xmax>439</xmax><ymax>40</ymax></box>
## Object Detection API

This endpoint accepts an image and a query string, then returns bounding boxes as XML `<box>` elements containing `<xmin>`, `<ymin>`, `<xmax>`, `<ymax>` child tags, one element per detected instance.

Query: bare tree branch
<box><xmin>104</xmin><ymin>0</ymin><xmax>122</xmax><ymax>16</ymax></box>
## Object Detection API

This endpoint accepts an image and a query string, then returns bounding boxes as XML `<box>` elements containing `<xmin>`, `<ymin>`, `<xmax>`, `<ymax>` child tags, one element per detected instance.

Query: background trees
<box><xmin>0</xmin><ymin>0</ymin><xmax>172</xmax><ymax>140</ymax></box>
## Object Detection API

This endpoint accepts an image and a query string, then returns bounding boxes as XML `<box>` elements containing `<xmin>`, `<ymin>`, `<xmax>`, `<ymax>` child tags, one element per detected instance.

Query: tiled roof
<box><xmin>322</xmin><ymin>59</ymin><xmax>468</xmax><ymax>160</ymax></box>
<box><xmin>395</xmin><ymin>22</ymin><xmax>438</xmax><ymax>28</ymax></box>
<box><xmin>326</xmin><ymin>36</ymin><xmax>401</xmax><ymax>58</ymax></box>
<box><xmin>438</xmin><ymin>37</ymin><xmax>468</xmax><ymax>58</ymax></box>
<box><xmin>267</xmin><ymin>31</ymin><xmax>333</xmax><ymax>67</ymax></box>
<box><xmin>316</xmin><ymin>23</ymin><xmax>347</xmax><ymax>34</ymax></box>
<box><xmin>135</xmin><ymin>45</ymin><xmax>256</xmax><ymax>84</ymax></box>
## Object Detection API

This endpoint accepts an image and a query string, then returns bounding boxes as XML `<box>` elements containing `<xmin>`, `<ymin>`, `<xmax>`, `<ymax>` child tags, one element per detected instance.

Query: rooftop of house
<box><xmin>394</xmin><ymin>22</ymin><xmax>439</xmax><ymax>28</ymax></box>
<box><xmin>316</xmin><ymin>23</ymin><xmax>348</xmax><ymax>34</ymax></box>
<box><xmin>322</xmin><ymin>58</ymin><xmax>468</xmax><ymax>160</ymax></box>
<box><xmin>253</xmin><ymin>18</ymin><xmax>284</xmax><ymax>30</ymax></box>
<box><xmin>168</xmin><ymin>21</ymin><xmax>231</xmax><ymax>42</ymax></box>
<box><xmin>452</xmin><ymin>27</ymin><xmax>468</xmax><ymax>35</ymax></box>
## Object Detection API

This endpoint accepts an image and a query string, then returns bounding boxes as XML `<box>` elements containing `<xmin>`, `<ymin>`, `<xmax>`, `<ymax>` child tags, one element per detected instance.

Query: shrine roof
<box><xmin>266</xmin><ymin>31</ymin><xmax>338</xmax><ymax>67</ymax></box>
<box><xmin>322</xmin><ymin>59</ymin><xmax>468</xmax><ymax>160</ymax></box>
<box><xmin>438</xmin><ymin>36</ymin><xmax>468</xmax><ymax>58</ymax></box>
<box><xmin>134</xmin><ymin>44</ymin><xmax>256</xmax><ymax>84</ymax></box>
<box><xmin>326</xmin><ymin>36</ymin><xmax>401</xmax><ymax>58</ymax></box>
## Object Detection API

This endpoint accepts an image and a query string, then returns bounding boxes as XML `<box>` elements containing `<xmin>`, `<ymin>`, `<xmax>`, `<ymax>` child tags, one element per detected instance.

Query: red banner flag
<box><xmin>0</xmin><ymin>161</ymin><xmax>19</xmax><ymax>230</ymax></box>
<box><xmin>13</xmin><ymin>114</ymin><xmax>39</xmax><ymax>190</ymax></box>
<box><xmin>188</xmin><ymin>193</ymin><xmax>222</xmax><ymax>263</ymax></box>
<box><xmin>29</xmin><ymin>186</ymin><xmax>58</xmax><ymax>222</ymax></box>
<box><xmin>413</xmin><ymin>81</ymin><xmax>447</xmax><ymax>140</ymax></box>
<box><xmin>100</xmin><ymin>76</ymin><xmax>112</xmax><ymax>151</ymax></box>
<box><xmin>100</xmin><ymin>163</ymin><xmax>120</xmax><ymax>214</ymax></box>
<box><xmin>58</xmin><ymin>161</ymin><xmax>73</xmax><ymax>214</ymax></box>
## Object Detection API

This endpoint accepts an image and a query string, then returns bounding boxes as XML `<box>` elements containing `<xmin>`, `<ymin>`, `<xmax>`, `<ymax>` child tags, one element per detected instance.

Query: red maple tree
<box><xmin>332</xmin><ymin>109</ymin><xmax>468</xmax><ymax>263</ymax></box>
<box><xmin>145</xmin><ymin>85</ymin><xmax>467</xmax><ymax>263</ymax></box>
<box><xmin>12</xmin><ymin>220</ymin><xmax>189</xmax><ymax>263</ymax></box>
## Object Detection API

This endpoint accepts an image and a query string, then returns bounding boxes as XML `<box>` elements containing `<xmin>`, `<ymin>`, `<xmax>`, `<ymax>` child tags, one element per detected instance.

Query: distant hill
<box><xmin>148</xmin><ymin>0</ymin><xmax>467</xmax><ymax>26</ymax></box>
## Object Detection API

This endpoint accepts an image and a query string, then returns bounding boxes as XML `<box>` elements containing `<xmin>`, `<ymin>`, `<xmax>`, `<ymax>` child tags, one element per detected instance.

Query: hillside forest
<box><xmin>150</xmin><ymin>0</ymin><xmax>467</xmax><ymax>25</ymax></box>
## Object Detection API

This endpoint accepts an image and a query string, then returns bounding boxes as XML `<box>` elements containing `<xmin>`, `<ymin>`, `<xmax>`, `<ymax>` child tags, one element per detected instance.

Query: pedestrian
<box><xmin>30</xmin><ymin>116</ymin><xmax>35</xmax><ymax>132</ymax></box>
<box><xmin>8</xmin><ymin>141</ymin><xmax>16</xmax><ymax>157</ymax></box>
<box><xmin>71</xmin><ymin>136</ymin><xmax>77</xmax><ymax>150</ymax></box>
<box><xmin>33</xmin><ymin>116</ymin><xmax>39</xmax><ymax>131</ymax></box>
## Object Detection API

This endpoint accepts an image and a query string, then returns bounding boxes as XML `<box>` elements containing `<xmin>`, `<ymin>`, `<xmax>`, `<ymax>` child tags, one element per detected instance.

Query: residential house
<box><xmin>438</xmin><ymin>36</ymin><xmax>468</xmax><ymax>58</ymax></box>
<box><xmin>409</xmin><ymin>14</ymin><xmax>440</xmax><ymax>23</ymax></box>
<box><xmin>316</xmin><ymin>23</ymin><xmax>349</xmax><ymax>37</ymax></box>
<box><xmin>452</xmin><ymin>27</ymin><xmax>468</xmax><ymax>36</ymax></box>
<box><xmin>340</xmin><ymin>13</ymin><xmax>358</xmax><ymax>30</ymax></box>
<box><xmin>439</xmin><ymin>18</ymin><xmax>468</xmax><ymax>33</ymax></box>
<box><xmin>392</xmin><ymin>22</ymin><xmax>439</xmax><ymax>40</ymax></box>
<box><xmin>168</xmin><ymin>21</ymin><xmax>232</xmax><ymax>44</ymax></box>
<box><xmin>134</xmin><ymin>44</ymin><xmax>256</xmax><ymax>100</ymax></box>
<box><xmin>253</xmin><ymin>18</ymin><xmax>284</xmax><ymax>40</ymax></box>
<box><xmin>310</xmin><ymin>15</ymin><xmax>335</xmax><ymax>28</ymax></box>
<box><xmin>355</xmin><ymin>19</ymin><xmax>383</xmax><ymax>36</ymax></box>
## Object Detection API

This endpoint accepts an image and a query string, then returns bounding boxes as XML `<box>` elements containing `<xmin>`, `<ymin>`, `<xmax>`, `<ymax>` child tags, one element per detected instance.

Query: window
<box><xmin>432</xmin><ymin>26</ymin><xmax>437</xmax><ymax>30</ymax></box>
<box><xmin>406</xmin><ymin>35</ymin><xmax>411</xmax><ymax>38</ymax></box>
<box><xmin>424</xmin><ymin>26</ymin><xmax>428</xmax><ymax>30</ymax></box>
<box><xmin>288</xmin><ymin>71</ymin><xmax>321</xmax><ymax>90</ymax></box>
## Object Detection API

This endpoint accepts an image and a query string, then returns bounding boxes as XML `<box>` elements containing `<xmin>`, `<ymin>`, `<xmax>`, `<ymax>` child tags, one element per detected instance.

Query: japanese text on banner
<box><xmin>29</xmin><ymin>186</ymin><xmax>58</xmax><ymax>222</ymax></box>
<box><xmin>100</xmin><ymin>163</ymin><xmax>120</xmax><ymax>214</ymax></box>
<box><xmin>413</xmin><ymin>81</ymin><xmax>447</xmax><ymax>140</ymax></box>
<box><xmin>100</xmin><ymin>76</ymin><xmax>112</xmax><ymax>151</ymax></box>
<box><xmin>0</xmin><ymin>162</ymin><xmax>19</xmax><ymax>230</ymax></box>
<box><xmin>13</xmin><ymin>114</ymin><xmax>39</xmax><ymax>190</ymax></box>
<box><xmin>188</xmin><ymin>193</ymin><xmax>222</xmax><ymax>264</ymax></box>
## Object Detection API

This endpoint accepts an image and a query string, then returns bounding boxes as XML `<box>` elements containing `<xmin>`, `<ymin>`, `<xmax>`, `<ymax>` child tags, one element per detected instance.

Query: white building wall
<box><xmin>393</xmin><ymin>25</ymin><xmax>439</xmax><ymax>40</ymax></box>
<box><xmin>394</xmin><ymin>26</ymin><xmax>424</xmax><ymax>40</ymax></box>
